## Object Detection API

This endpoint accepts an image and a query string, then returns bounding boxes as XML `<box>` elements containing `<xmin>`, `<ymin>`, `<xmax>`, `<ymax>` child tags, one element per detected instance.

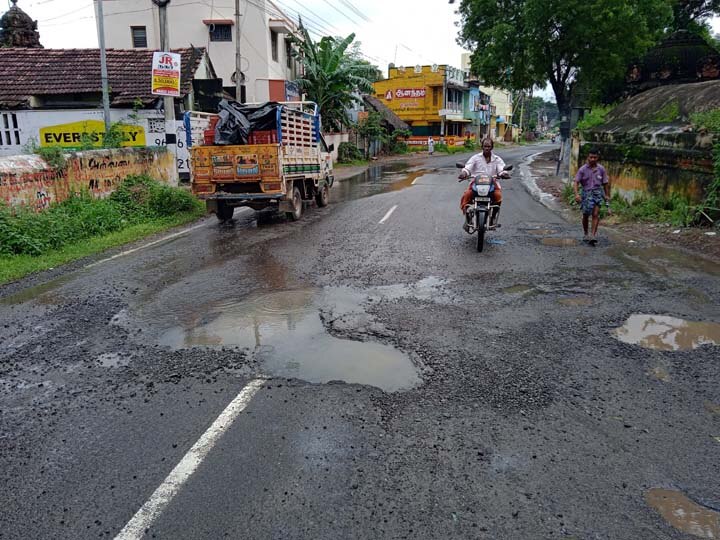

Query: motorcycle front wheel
<box><xmin>476</xmin><ymin>210</ymin><xmax>486</xmax><ymax>252</ymax></box>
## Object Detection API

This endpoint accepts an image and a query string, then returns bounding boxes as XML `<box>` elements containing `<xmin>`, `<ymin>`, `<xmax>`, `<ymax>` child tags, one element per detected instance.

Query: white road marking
<box><xmin>114</xmin><ymin>378</ymin><xmax>266</xmax><ymax>540</ymax></box>
<box><xmin>411</xmin><ymin>177</ymin><xmax>420</xmax><ymax>185</ymax></box>
<box><xmin>379</xmin><ymin>205</ymin><xmax>398</xmax><ymax>225</ymax></box>
<box><xmin>86</xmin><ymin>222</ymin><xmax>206</xmax><ymax>268</ymax></box>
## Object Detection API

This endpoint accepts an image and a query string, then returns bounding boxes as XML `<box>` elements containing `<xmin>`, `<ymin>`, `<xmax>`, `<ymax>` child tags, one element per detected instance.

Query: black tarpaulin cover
<box><xmin>214</xmin><ymin>100</ymin><xmax>280</xmax><ymax>145</ymax></box>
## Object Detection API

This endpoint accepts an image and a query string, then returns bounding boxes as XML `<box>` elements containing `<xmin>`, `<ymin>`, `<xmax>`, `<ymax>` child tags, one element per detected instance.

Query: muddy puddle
<box><xmin>613</xmin><ymin>314</ymin><xmax>720</xmax><ymax>351</ymax></box>
<box><xmin>609</xmin><ymin>245</ymin><xmax>720</xmax><ymax>277</ymax></box>
<box><xmin>503</xmin><ymin>284</ymin><xmax>535</xmax><ymax>295</ymax></box>
<box><xmin>332</xmin><ymin>162</ymin><xmax>428</xmax><ymax>203</ymax></box>
<box><xmin>646</xmin><ymin>488</ymin><xmax>720</xmax><ymax>538</ymax></box>
<box><xmin>540</xmin><ymin>238</ymin><xmax>577</xmax><ymax>247</ymax></box>
<box><xmin>153</xmin><ymin>280</ymin><xmax>448</xmax><ymax>392</ymax></box>
<box><xmin>558</xmin><ymin>296</ymin><xmax>593</xmax><ymax>307</ymax></box>
<box><xmin>0</xmin><ymin>273</ymin><xmax>76</xmax><ymax>305</ymax></box>
<box><xmin>526</xmin><ymin>229</ymin><xmax>557</xmax><ymax>236</ymax></box>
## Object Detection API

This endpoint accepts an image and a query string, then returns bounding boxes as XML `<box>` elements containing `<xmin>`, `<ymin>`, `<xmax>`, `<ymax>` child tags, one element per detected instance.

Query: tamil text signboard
<box><xmin>151</xmin><ymin>52</ymin><xmax>181</xmax><ymax>97</ymax></box>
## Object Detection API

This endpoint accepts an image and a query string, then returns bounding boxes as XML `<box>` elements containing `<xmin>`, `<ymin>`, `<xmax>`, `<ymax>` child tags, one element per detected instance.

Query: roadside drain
<box><xmin>156</xmin><ymin>286</ymin><xmax>428</xmax><ymax>392</ymax></box>
<box><xmin>646</xmin><ymin>488</ymin><xmax>720</xmax><ymax>538</ymax></box>
<box><xmin>613</xmin><ymin>314</ymin><xmax>720</xmax><ymax>351</ymax></box>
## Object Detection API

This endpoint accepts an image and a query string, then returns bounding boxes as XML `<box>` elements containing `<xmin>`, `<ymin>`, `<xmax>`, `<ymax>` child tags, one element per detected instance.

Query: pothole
<box><xmin>540</xmin><ymin>238</ymin><xmax>577</xmax><ymax>247</ymax></box>
<box><xmin>154</xmin><ymin>284</ymin><xmax>435</xmax><ymax>392</ymax></box>
<box><xmin>527</xmin><ymin>229</ymin><xmax>557</xmax><ymax>235</ymax></box>
<box><xmin>557</xmin><ymin>296</ymin><xmax>592</xmax><ymax>307</ymax></box>
<box><xmin>608</xmin><ymin>245</ymin><xmax>720</xmax><ymax>277</ymax></box>
<box><xmin>613</xmin><ymin>314</ymin><xmax>720</xmax><ymax>351</ymax></box>
<box><xmin>646</xmin><ymin>488</ymin><xmax>720</xmax><ymax>538</ymax></box>
<box><xmin>96</xmin><ymin>352</ymin><xmax>131</xmax><ymax>368</ymax></box>
<box><xmin>503</xmin><ymin>284</ymin><xmax>534</xmax><ymax>295</ymax></box>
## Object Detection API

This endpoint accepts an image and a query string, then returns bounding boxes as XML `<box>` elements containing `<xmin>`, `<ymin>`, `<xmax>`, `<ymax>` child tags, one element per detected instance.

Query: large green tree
<box><xmin>291</xmin><ymin>27</ymin><xmax>377</xmax><ymax>132</ymax></box>
<box><xmin>456</xmin><ymin>0</ymin><xmax>672</xmax><ymax>132</ymax></box>
<box><xmin>672</xmin><ymin>0</ymin><xmax>720</xmax><ymax>30</ymax></box>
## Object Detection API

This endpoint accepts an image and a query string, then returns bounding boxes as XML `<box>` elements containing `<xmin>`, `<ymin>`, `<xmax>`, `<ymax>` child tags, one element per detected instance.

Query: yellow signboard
<box><xmin>39</xmin><ymin>120</ymin><xmax>146</xmax><ymax>149</ymax></box>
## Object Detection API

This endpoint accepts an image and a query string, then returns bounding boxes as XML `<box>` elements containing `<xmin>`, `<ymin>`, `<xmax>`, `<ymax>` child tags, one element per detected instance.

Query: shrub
<box><xmin>337</xmin><ymin>141</ymin><xmax>363</xmax><ymax>163</ymax></box>
<box><xmin>0</xmin><ymin>176</ymin><xmax>200</xmax><ymax>257</ymax></box>
<box><xmin>576</xmin><ymin>105</ymin><xmax>615</xmax><ymax>131</ymax></box>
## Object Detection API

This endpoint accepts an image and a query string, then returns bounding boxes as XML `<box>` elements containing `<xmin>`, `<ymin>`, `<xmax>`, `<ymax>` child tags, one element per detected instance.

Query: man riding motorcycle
<box><xmin>458</xmin><ymin>138</ymin><xmax>510</xmax><ymax>229</ymax></box>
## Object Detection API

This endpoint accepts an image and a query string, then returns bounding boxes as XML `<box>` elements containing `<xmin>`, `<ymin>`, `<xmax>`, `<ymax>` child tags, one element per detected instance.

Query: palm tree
<box><xmin>291</xmin><ymin>26</ymin><xmax>377</xmax><ymax>132</ymax></box>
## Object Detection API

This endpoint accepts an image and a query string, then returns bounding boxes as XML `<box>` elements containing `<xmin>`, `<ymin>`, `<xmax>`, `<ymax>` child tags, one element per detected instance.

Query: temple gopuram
<box><xmin>0</xmin><ymin>0</ymin><xmax>42</xmax><ymax>49</ymax></box>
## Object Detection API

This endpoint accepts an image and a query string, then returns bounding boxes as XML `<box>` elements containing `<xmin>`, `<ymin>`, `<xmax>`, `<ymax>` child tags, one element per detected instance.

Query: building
<box><xmin>372</xmin><ymin>65</ymin><xmax>473</xmax><ymax>142</ymax></box>
<box><xmin>465</xmin><ymin>82</ymin><xmax>492</xmax><ymax>139</ymax></box>
<box><xmin>461</xmin><ymin>53</ymin><xmax>514</xmax><ymax>140</ymax></box>
<box><xmin>0</xmin><ymin>47</ymin><xmax>217</xmax><ymax>179</ymax></box>
<box><xmin>102</xmin><ymin>0</ymin><xmax>299</xmax><ymax>103</ymax></box>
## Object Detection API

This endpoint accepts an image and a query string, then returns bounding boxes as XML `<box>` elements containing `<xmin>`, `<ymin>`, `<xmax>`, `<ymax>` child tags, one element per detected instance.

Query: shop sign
<box><xmin>394</xmin><ymin>88</ymin><xmax>426</xmax><ymax>99</ymax></box>
<box><xmin>39</xmin><ymin>120</ymin><xmax>146</xmax><ymax>149</ymax></box>
<box><xmin>151</xmin><ymin>52</ymin><xmax>182</xmax><ymax>97</ymax></box>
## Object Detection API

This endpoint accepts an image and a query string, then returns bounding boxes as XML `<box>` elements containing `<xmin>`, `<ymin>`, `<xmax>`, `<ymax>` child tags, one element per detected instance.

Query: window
<box><xmin>271</xmin><ymin>30</ymin><xmax>278</xmax><ymax>62</ymax></box>
<box><xmin>1</xmin><ymin>113</ymin><xmax>20</xmax><ymax>146</ymax></box>
<box><xmin>285</xmin><ymin>39</ymin><xmax>292</xmax><ymax>69</ymax></box>
<box><xmin>209</xmin><ymin>24</ymin><xmax>232</xmax><ymax>42</ymax></box>
<box><xmin>131</xmin><ymin>26</ymin><xmax>147</xmax><ymax>48</ymax></box>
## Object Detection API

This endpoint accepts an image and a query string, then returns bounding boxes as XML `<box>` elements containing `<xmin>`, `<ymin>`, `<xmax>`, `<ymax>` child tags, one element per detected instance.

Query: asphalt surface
<box><xmin>1</xmin><ymin>144</ymin><xmax>719</xmax><ymax>539</ymax></box>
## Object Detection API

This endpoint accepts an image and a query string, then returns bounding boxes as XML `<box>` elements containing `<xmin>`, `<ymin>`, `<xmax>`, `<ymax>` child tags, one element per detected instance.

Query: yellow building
<box><xmin>372</xmin><ymin>65</ymin><xmax>472</xmax><ymax>140</ymax></box>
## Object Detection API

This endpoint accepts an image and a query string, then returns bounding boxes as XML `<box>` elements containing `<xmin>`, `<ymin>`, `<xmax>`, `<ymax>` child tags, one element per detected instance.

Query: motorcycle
<box><xmin>456</xmin><ymin>162</ymin><xmax>513</xmax><ymax>252</ymax></box>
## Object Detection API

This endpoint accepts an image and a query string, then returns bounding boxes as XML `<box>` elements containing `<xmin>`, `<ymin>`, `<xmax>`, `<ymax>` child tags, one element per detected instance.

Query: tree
<box><xmin>456</xmin><ymin>0</ymin><xmax>672</xmax><ymax>137</ymax></box>
<box><xmin>671</xmin><ymin>0</ymin><xmax>720</xmax><ymax>31</ymax></box>
<box><xmin>291</xmin><ymin>26</ymin><xmax>378</xmax><ymax>132</ymax></box>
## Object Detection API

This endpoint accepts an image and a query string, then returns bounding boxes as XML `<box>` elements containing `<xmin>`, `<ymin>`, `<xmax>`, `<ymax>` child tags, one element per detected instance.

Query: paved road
<box><xmin>2</xmin><ymin>144</ymin><xmax>719</xmax><ymax>539</ymax></box>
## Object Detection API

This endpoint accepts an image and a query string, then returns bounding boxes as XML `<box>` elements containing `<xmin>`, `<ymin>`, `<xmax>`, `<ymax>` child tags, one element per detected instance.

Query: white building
<box><xmin>103</xmin><ymin>0</ymin><xmax>299</xmax><ymax>103</ymax></box>
<box><xmin>461</xmin><ymin>53</ymin><xmax>514</xmax><ymax>140</ymax></box>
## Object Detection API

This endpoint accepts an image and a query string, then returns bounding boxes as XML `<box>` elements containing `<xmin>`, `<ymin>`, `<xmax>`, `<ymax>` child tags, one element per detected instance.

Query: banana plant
<box><xmin>290</xmin><ymin>25</ymin><xmax>378</xmax><ymax>132</ymax></box>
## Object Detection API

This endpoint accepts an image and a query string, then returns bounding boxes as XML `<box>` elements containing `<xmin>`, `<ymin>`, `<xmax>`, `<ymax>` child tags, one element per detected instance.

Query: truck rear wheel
<box><xmin>315</xmin><ymin>184</ymin><xmax>329</xmax><ymax>207</ymax></box>
<box><xmin>286</xmin><ymin>186</ymin><xmax>303</xmax><ymax>221</ymax></box>
<box><xmin>216</xmin><ymin>202</ymin><xmax>234</xmax><ymax>222</ymax></box>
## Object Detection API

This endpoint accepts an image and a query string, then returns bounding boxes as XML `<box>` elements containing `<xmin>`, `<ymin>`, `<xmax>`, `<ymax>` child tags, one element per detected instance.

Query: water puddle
<box><xmin>157</xmin><ymin>287</ymin><xmax>421</xmax><ymax>392</ymax></box>
<box><xmin>608</xmin><ymin>245</ymin><xmax>720</xmax><ymax>277</ymax></box>
<box><xmin>613</xmin><ymin>314</ymin><xmax>720</xmax><ymax>351</ymax></box>
<box><xmin>503</xmin><ymin>284</ymin><xmax>535</xmax><ymax>295</ymax></box>
<box><xmin>558</xmin><ymin>296</ymin><xmax>593</xmax><ymax>307</ymax></box>
<box><xmin>540</xmin><ymin>238</ymin><xmax>577</xmax><ymax>247</ymax></box>
<box><xmin>0</xmin><ymin>273</ymin><xmax>75</xmax><ymax>305</ymax></box>
<box><xmin>646</xmin><ymin>488</ymin><xmax>720</xmax><ymax>538</ymax></box>
<box><xmin>705</xmin><ymin>402</ymin><xmax>720</xmax><ymax>416</ymax></box>
<box><xmin>527</xmin><ymin>229</ymin><xmax>557</xmax><ymax>235</ymax></box>
<box><xmin>371</xmin><ymin>276</ymin><xmax>450</xmax><ymax>302</ymax></box>
<box><xmin>332</xmin><ymin>163</ymin><xmax>428</xmax><ymax>203</ymax></box>
<box><xmin>649</xmin><ymin>366</ymin><xmax>671</xmax><ymax>382</ymax></box>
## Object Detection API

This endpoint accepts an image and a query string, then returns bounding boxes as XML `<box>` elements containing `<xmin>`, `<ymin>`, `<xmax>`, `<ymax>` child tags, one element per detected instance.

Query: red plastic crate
<box><xmin>249</xmin><ymin>130</ymin><xmax>278</xmax><ymax>145</ymax></box>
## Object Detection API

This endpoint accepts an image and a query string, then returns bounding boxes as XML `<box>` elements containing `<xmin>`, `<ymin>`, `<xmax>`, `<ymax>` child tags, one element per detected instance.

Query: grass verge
<box><xmin>0</xmin><ymin>174</ymin><xmax>205</xmax><ymax>285</ymax></box>
<box><xmin>0</xmin><ymin>209</ymin><xmax>204</xmax><ymax>285</ymax></box>
<box><xmin>561</xmin><ymin>183</ymin><xmax>693</xmax><ymax>225</ymax></box>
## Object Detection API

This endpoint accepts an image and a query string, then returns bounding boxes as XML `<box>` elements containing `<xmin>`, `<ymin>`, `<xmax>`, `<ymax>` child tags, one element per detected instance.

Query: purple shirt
<box><xmin>575</xmin><ymin>164</ymin><xmax>608</xmax><ymax>191</ymax></box>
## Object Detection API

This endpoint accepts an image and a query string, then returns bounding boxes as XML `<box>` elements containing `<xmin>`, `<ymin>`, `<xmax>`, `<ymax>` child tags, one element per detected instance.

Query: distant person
<box><xmin>427</xmin><ymin>136</ymin><xmax>435</xmax><ymax>155</ymax></box>
<box><xmin>573</xmin><ymin>147</ymin><xmax>611</xmax><ymax>245</ymax></box>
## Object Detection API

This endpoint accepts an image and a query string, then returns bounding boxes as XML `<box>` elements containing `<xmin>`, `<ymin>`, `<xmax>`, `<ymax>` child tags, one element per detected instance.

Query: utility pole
<box><xmin>235</xmin><ymin>0</ymin><xmax>243</xmax><ymax>102</ymax></box>
<box><xmin>153</xmin><ymin>0</ymin><xmax>177</xmax><ymax>158</ymax></box>
<box><xmin>94</xmin><ymin>0</ymin><xmax>112</xmax><ymax>133</ymax></box>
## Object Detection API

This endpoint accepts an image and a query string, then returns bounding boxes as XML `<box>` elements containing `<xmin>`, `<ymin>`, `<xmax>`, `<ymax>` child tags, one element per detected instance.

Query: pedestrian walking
<box><xmin>573</xmin><ymin>147</ymin><xmax>611</xmax><ymax>245</ymax></box>
<box><xmin>427</xmin><ymin>136</ymin><xmax>435</xmax><ymax>155</ymax></box>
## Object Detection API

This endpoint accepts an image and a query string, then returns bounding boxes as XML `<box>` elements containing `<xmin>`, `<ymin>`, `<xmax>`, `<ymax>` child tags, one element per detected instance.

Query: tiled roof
<box><xmin>363</xmin><ymin>95</ymin><xmax>410</xmax><ymax>131</ymax></box>
<box><xmin>0</xmin><ymin>47</ymin><xmax>207</xmax><ymax>107</ymax></box>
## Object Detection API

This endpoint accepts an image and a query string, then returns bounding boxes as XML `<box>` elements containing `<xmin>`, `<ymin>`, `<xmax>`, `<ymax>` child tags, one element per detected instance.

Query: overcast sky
<box><xmin>9</xmin><ymin>0</ymin><xmax>720</xmax><ymax>102</ymax></box>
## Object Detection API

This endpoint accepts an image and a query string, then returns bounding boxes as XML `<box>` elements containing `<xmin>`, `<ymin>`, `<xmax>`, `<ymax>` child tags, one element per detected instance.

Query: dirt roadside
<box><xmin>528</xmin><ymin>149</ymin><xmax>720</xmax><ymax>261</ymax></box>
